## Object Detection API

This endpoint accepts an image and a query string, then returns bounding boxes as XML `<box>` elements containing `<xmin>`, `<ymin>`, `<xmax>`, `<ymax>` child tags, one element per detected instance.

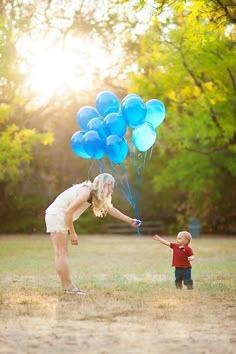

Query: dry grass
<box><xmin>0</xmin><ymin>235</ymin><xmax>235</xmax><ymax>353</ymax></box>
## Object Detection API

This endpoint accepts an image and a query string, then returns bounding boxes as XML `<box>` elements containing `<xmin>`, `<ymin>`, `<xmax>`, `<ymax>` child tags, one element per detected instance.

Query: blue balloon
<box><xmin>121</xmin><ymin>96</ymin><xmax>147</xmax><ymax>128</ymax></box>
<box><xmin>76</xmin><ymin>106</ymin><xmax>100</xmax><ymax>130</ymax></box>
<box><xmin>96</xmin><ymin>91</ymin><xmax>120</xmax><ymax>117</ymax></box>
<box><xmin>105</xmin><ymin>135</ymin><xmax>129</xmax><ymax>164</ymax></box>
<box><xmin>83</xmin><ymin>130</ymin><xmax>105</xmax><ymax>160</ymax></box>
<box><xmin>145</xmin><ymin>99</ymin><xmax>166</xmax><ymax>128</ymax></box>
<box><xmin>70</xmin><ymin>131</ymin><xmax>91</xmax><ymax>159</ymax></box>
<box><xmin>87</xmin><ymin>117</ymin><xmax>107</xmax><ymax>140</ymax></box>
<box><xmin>132</xmin><ymin>122</ymin><xmax>157</xmax><ymax>152</ymax></box>
<box><xmin>121</xmin><ymin>93</ymin><xmax>140</xmax><ymax>104</ymax></box>
<box><xmin>104</xmin><ymin>112</ymin><xmax>127</xmax><ymax>137</ymax></box>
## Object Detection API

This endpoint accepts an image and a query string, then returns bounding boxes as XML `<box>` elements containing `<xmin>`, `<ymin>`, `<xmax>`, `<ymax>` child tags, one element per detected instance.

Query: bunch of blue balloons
<box><xmin>71</xmin><ymin>91</ymin><xmax>166</xmax><ymax>164</ymax></box>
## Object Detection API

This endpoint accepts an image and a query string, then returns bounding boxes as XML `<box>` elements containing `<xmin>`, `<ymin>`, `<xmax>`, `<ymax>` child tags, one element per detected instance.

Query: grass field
<box><xmin>0</xmin><ymin>234</ymin><xmax>235</xmax><ymax>354</ymax></box>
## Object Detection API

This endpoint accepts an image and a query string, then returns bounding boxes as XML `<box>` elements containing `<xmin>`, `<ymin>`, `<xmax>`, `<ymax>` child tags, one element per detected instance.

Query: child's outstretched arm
<box><xmin>188</xmin><ymin>255</ymin><xmax>195</xmax><ymax>261</ymax></box>
<box><xmin>153</xmin><ymin>234</ymin><xmax>170</xmax><ymax>247</ymax></box>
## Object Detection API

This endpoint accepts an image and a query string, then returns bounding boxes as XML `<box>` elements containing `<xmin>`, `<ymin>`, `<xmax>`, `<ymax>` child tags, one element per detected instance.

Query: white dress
<box><xmin>45</xmin><ymin>183</ymin><xmax>91</xmax><ymax>233</ymax></box>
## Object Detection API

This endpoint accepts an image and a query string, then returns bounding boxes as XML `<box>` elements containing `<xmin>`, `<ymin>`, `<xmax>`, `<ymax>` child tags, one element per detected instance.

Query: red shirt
<box><xmin>170</xmin><ymin>243</ymin><xmax>194</xmax><ymax>268</ymax></box>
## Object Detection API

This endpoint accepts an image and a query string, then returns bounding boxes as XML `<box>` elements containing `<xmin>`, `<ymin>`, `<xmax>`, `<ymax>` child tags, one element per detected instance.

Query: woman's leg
<box><xmin>50</xmin><ymin>232</ymin><xmax>77</xmax><ymax>290</ymax></box>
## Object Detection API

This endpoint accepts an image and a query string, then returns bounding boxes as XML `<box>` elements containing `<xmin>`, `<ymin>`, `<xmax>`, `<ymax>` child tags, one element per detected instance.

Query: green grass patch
<box><xmin>0</xmin><ymin>235</ymin><xmax>235</xmax><ymax>321</ymax></box>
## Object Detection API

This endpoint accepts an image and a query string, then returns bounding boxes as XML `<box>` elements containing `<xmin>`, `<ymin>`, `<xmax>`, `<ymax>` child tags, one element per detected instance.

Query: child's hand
<box><xmin>188</xmin><ymin>255</ymin><xmax>195</xmax><ymax>261</ymax></box>
<box><xmin>153</xmin><ymin>234</ymin><xmax>160</xmax><ymax>241</ymax></box>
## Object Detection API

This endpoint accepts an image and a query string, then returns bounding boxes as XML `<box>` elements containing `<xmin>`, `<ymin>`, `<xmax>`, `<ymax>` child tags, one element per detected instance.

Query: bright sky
<box><xmin>19</xmin><ymin>35</ymin><xmax>118</xmax><ymax>105</ymax></box>
<box><xmin>17</xmin><ymin>1</ymin><xmax>154</xmax><ymax>105</ymax></box>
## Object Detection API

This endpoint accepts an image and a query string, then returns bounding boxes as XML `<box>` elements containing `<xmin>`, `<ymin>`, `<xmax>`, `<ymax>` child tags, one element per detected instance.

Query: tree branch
<box><xmin>227</xmin><ymin>67</ymin><xmax>236</xmax><ymax>92</ymax></box>
<box><xmin>179</xmin><ymin>48</ymin><xmax>223</xmax><ymax>133</ymax></box>
<box><xmin>185</xmin><ymin>135</ymin><xmax>236</xmax><ymax>154</ymax></box>
<box><xmin>213</xmin><ymin>0</ymin><xmax>236</xmax><ymax>24</ymax></box>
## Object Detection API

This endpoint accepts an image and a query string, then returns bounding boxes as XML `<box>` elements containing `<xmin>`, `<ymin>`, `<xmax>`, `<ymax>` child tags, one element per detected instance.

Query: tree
<box><xmin>0</xmin><ymin>0</ymin><xmax>140</xmax><ymax>232</ymax></box>
<box><xmin>133</xmin><ymin>1</ymin><xmax>236</xmax><ymax>27</ymax></box>
<box><xmin>0</xmin><ymin>8</ymin><xmax>52</xmax><ymax>184</ymax></box>
<box><xmin>125</xmin><ymin>2</ymin><xmax>236</xmax><ymax>233</ymax></box>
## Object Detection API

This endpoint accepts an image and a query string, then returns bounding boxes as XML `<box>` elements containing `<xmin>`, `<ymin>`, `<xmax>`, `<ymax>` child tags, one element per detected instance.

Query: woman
<box><xmin>45</xmin><ymin>173</ymin><xmax>141</xmax><ymax>294</ymax></box>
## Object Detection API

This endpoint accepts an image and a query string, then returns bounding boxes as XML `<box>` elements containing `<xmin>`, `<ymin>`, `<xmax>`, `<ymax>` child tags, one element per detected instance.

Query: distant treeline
<box><xmin>0</xmin><ymin>1</ymin><xmax>235</xmax><ymax>234</ymax></box>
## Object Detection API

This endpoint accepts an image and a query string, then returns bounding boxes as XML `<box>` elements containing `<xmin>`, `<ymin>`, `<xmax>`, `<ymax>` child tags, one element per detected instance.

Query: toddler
<box><xmin>153</xmin><ymin>231</ymin><xmax>194</xmax><ymax>290</ymax></box>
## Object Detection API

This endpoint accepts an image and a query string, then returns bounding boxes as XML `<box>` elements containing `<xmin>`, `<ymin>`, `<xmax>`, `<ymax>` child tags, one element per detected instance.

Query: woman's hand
<box><xmin>130</xmin><ymin>219</ymin><xmax>142</xmax><ymax>228</ymax></box>
<box><xmin>70</xmin><ymin>233</ymin><xmax>78</xmax><ymax>246</ymax></box>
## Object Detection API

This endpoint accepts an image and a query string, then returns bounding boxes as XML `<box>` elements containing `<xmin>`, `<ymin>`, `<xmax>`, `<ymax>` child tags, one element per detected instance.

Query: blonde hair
<box><xmin>179</xmin><ymin>231</ymin><xmax>192</xmax><ymax>245</ymax></box>
<box><xmin>91</xmin><ymin>173</ymin><xmax>115</xmax><ymax>217</ymax></box>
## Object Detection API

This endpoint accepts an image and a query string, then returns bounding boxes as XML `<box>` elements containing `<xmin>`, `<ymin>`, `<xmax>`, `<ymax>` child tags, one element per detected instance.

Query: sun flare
<box><xmin>19</xmin><ymin>36</ymin><xmax>116</xmax><ymax>104</ymax></box>
<box><xmin>28</xmin><ymin>50</ymin><xmax>80</xmax><ymax>97</ymax></box>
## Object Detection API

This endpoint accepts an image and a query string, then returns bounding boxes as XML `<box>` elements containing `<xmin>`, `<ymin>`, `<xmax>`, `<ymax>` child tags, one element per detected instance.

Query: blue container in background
<box><xmin>188</xmin><ymin>217</ymin><xmax>201</xmax><ymax>238</ymax></box>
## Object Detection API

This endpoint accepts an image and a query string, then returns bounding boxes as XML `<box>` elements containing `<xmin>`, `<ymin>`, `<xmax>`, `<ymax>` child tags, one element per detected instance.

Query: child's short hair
<box><xmin>179</xmin><ymin>231</ymin><xmax>192</xmax><ymax>245</ymax></box>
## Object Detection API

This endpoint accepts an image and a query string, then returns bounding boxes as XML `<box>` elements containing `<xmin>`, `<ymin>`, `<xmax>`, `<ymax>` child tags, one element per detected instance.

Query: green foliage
<box><xmin>1</xmin><ymin>0</ymin><xmax>235</xmax><ymax>234</ymax></box>
<box><xmin>0</xmin><ymin>9</ymin><xmax>54</xmax><ymax>184</ymax></box>
<box><xmin>0</xmin><ymin>8</ymin><xmax>55</xmax><ymax>232</ymax></box>
<box><xmin>134</xmin><ymin>1</ymin><xmax>236</xmax><ymax>45</ymax></box>
<box><xmin>0</xmin><ymin>1</ymin><xmax>132</xmax><ymax>233</ymax></box>
<box><xmin>0</xmin><ymin>125</ymin><xmax>53</xmax><ymax>183</ymax></box>
<box><xmin>126</xmin><ymin>2</ymin><xmax>236</xmax><ymax>233</ymax></box>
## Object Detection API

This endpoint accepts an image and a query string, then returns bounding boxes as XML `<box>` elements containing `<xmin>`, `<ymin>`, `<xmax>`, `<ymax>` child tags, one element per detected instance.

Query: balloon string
<box><xmin>108</xmin><ymin>161</ymin><xmax>141</xmax><ymax>229</ymax></box>
<box><xmin>102</xmin><ymin>160</ymin><xmax>131</xmax><ymax>203</ymax></box>
<box><xmin>120</xmin><ymin>163</ymin><xmax>136</xmax><ymax>207</ymax></box>
<box><xmin>132</xmin><ymin>149</ymin><xmax>145</xmax><ymax>207</ymax></box>
<box><xmin>87</xmin><ymin>159</ymin><xmax>96</xmax><ymax>179</ymax></box>
<box><xmin>149</xmin><ymin>144</ymin><xmax>154</xmax><ymax>161</ymax></box>
<box><xmin>111</xmin><ymin>163</ymin><xmax>131</xmax><ymax>197</ymax></box>
<box><xmin>120</xmin><ymin>163</ymin><xmax>141</xmax><ymax>237</ymax></box>
<box><xmin>121</xmin><ymin>163</ymin><xmax>140</xmax><ymax>218</ymax></box>
<box><xmin>96</xmin><ymin>157</ymin><xmax>142</xmax><ymax>237</ymax></box>
<box><xmin>130</xmin><ymin>140</ymin><xmax>137</xmax><ymax>167</ymax></box>
<box><xmin>98</xmin><ymin>159</ymin><xmax>105</xmax><ymax>173</ymax></box>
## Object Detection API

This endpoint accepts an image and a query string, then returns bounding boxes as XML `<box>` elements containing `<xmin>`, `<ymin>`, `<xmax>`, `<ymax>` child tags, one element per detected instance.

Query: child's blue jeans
<box><xmin>175</xmin><ymin>267</ymin><xmax>193</xmax><ymax>290</ymax></box>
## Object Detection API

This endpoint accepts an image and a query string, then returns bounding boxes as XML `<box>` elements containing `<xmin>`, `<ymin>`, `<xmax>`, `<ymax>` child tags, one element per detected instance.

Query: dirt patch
<box><xmin>0</xmin><ymin>293</ymin><xmax>235</xmax><ymax>354</ymax></box>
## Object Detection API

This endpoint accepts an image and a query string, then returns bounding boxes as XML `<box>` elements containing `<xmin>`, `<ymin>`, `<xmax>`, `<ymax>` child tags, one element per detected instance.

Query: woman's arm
<box><xmin>64</xmin><ymin>186</ymin><xmax>91</xmax><ymax>244</ymax></box>
<box><xmin>107</xmin><ymin>205</ymin><xmax>140</xmax><ymax>227</ymax></box>
<box><xmin>153</xmin><ymin>234</ymin><xmax>170</xmax><ymax>247</ymax></box>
